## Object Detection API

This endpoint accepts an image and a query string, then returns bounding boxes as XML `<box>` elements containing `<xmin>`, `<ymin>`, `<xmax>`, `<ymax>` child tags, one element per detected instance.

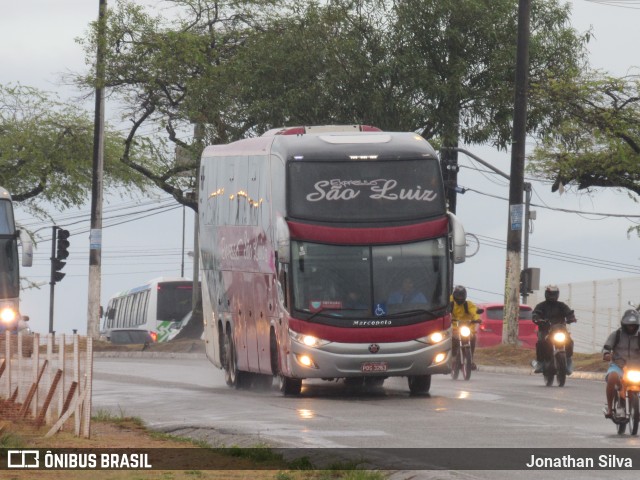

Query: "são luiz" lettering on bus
<box><xmin>306</xmin><ymin>179</ymin><xmax>438</xmax><ymax>202</ymax></box>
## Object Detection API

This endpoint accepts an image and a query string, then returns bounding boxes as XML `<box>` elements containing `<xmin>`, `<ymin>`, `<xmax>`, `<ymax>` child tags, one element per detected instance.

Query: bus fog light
<box><xmin>434</xmin><ymin>352</ymin><xmax>446</xmax><ymax>364</ymax></box>
<box><xmin>296</xmin><ymin>354</ymin><xmax>318</xmax><ymax>369</ymax></box>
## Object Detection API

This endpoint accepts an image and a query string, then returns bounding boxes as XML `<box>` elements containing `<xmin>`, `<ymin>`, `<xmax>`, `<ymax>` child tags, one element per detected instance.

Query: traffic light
<box><xmin>52</xmin><ymin>228</ymin><xmax>70</xmax><ymax>283</ymax></box>
<box><xmin>56</xmin><ymin>229</ymin><xmax>70</xmax><ymax>260</ymax></box>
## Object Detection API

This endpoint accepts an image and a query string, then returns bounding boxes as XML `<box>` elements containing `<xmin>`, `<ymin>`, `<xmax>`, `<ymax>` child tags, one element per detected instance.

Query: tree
<box><xmin>76</xmin><ymin>0</ymin><xmax>590</xmax><ymax>340</ymax></box>
<box><xmin>222</xmin><ymin>0</ymin><xmax>588</xmax><ymax>211</ymax></box>
<box><xmin>528</xmin><ymin>72</ymin><xmax>640</xmax><ymax>197</ymax></box>
<box><xmin>78</xmin><ymin>0</ymin><xmax>588</xmax><ymax>213</ymax></box>
<box><xmin>0</xmin><ymin>84</ymin><xmax>148</xmax><ymax>216</ymax></box>
<box><xmin>77</xmin><ymin>0</ymin><xmax>292</xmax><ymax>212</ymax></box>
<box><xmin>388</xmin><ymin>0</ymin><xmax>588</xmax><ymax>211</ymax></box>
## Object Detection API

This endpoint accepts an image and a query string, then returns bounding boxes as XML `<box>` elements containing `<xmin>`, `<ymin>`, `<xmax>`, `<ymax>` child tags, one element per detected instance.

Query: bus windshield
<box><xmin>291</xmin><ymin>239</ymin><xmax>448</xmax><ymax>319</ymax></box>
<box><xmin>157</xmin><ymin>282</ymin><xmax>193</xmax><ymax>321</ymax></box>
<box><xmin>0</xmin><ymin>199</ymin><xmax>15</xmax><ymax>235</ymax></box>
<box><xmin>0</xmin><ymin>238</ymin><xmax>19</xmax><ymax>300</ymax></box>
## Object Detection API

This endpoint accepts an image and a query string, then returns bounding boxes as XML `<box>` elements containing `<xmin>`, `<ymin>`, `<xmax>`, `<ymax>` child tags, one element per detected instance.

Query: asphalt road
<box><xmin>92</xmin><ymin>355</ymin><xmax>640</xmax><ymax>479</ymax></box>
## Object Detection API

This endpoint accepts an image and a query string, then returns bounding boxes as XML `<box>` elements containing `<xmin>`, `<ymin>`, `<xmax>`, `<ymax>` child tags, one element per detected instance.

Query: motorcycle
<box><xmin>533</xmin><ymin>319</ymin><xmax>573</xmax><ymax>387</ymax></box>
<box><xmin>607</xmin><ymin>367</ymin><xmax>640</xmax><ymax>435</ymax></box>
<box><xmin>450</xmin><ymin>317</ymin><xmax>482</xmax><ymax>381</ymax></box>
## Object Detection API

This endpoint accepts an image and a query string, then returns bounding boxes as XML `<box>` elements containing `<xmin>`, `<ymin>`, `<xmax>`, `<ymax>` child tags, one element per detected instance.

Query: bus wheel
<box><xmin>223</xmin><ymin>327</ymin><xmax>237</xmax><ymax>387</ymax></box>
<box><xmin>279</xmin><ymin>375</ymin><xmax>302</xmax><ymax>396</ymax></box>
<box><xmin>224</xmin><ymin>326</ymin><xmax>250</xmax><ymax>389</ymax></box>
<box><xmin>408</xmin><ymin>374</ymin><xmax>431</xmax><ymax>395</ymax></box>
<box><xmin>269</xmin><ymin>329</ymin><xmax>279</xmax><ymax>376</ymax></box>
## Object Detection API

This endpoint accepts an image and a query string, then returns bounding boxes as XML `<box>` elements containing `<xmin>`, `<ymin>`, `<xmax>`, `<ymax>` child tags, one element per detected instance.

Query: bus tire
<box><xmin>223</xmin><ymin>326</ymin><xmax>236</xmax><ymax>387</ymax></box>
<box><xmin>269</xmin><ymin>329</ymin><xmax>279</xmax><ymax>376</ymax></box>
<box><xmin>224</xmin><ymin>325</ymin><xmax>250</xmax><ymax>389</ymax></box>
<box><xmin>408</xmin><ymin>374</ymin><xmax>431</xmax><ymax>395</ymax></box>
<box><xmin>274</xmin><ymin>337</ymin><xmax>301</xmax><ymax>395</ymax></box>
<box><xmin>279</xmin><ymin>376</ymin><xmax>302</xmax><ymax>396</ymax></box>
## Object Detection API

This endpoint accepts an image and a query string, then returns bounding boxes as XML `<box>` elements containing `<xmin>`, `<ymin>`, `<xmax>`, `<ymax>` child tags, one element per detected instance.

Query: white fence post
<box><xmin>58</xmin><ymin>334</ymin><xmax>66</xmax><ymax>427</ymax></box>
<box><xmin>31</xmin><ymin>332</ymin><xmax>40</xmax><ymax>418</ymax></box>
<box><xmin>83</xmin><ymin>337</ymin><xmax>93</xmax><ymax>438</ymax></box>
<box><xmin>4</xmin><ymin>331</ymin><xmax>11</xmax><ymax>399</ymax></box>
<box><xmin>74</xmin><ymin>334</ymin><xmax>81</xmax><ymax>435</ymax></box>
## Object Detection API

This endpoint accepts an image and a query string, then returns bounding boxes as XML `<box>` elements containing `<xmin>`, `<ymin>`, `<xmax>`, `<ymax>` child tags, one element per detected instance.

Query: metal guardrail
<box><xmin>0</xmin><ymin>332</ymin><xmax>93</xmax><ymax>438</ymax></box>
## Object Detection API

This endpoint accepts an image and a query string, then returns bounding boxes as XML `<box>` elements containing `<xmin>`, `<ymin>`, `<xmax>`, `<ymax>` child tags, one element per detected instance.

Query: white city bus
<box><xmin>0</xmin><ymin>186</ymin><xmax>32</xmax><ymax>334</ymax></box>
<box><xmin>102</xmin><ymin>277</ymin><xmax>193</xmax><ymax>342</ymax></box>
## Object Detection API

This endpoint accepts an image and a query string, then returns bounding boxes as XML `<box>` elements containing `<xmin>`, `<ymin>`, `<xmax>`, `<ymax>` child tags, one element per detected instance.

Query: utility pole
<box><xmin>503</xmin><ymin>0</ymin><xmax>531</xmax><ymax>345</ymax></box>
<box><xmin>181</xmin><ymin>205</ymin><xmax>185</xmax><ymax>277</ymax></box>
<box><xmin>87</xmin><ymin>0</ymin><xmax>107</xmax><ymax>339</ymax></box>
<box><xmin>191</xmin><ymin>123</ymin><xmax>204</xmax><ymax>311</ymax></box>
<box><xmin>522</xmin><ymin>183</ymin><xmax>532</xmax><ymax>304</ymax></box>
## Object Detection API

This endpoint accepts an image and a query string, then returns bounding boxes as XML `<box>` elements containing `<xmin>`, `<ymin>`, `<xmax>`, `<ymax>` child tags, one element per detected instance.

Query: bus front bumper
<box><xmin>284</xmin><ymin>337</ymin><xmax>451</xmax><ymax>379</ymax></box>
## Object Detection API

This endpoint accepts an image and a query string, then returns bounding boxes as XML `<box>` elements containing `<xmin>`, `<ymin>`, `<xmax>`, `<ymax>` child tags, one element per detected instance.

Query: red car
<box><xmin>475</xmin><ymin>303</ymin><xmax>537</xmax><ymax>349</ymax></box>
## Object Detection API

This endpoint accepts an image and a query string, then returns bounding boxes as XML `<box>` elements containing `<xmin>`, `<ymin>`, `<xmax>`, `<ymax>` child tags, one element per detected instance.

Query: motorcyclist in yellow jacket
<box><xmin>450</xmin><ymin>285</ymin><xmax>481</xmax><ymax>369</ymax></box>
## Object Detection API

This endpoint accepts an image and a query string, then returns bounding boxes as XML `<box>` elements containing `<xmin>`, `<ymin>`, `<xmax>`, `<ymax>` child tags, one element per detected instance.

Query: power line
<box><xmin>586</xmin><ymin>0</ymin><xmax>640</xmax><ymax>9</ymax></box>
<box><xmin>474</xmin><ymin>233</ymin><xmax>640</xmax><ymax>275</ymax></box>
<box><xmin>463</xmin><ymin>186</ymin><xmax>640</xmax><ymax>219</ymax></box>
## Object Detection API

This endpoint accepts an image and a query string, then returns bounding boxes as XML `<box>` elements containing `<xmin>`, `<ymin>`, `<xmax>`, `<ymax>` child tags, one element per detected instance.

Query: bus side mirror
<box><xmin>276</xmin><ymin>216</ymin><xmax>290</xmax><ymax>264</ymax></box>
<box><xmin>18</xmin><ymin>230</ymin><xmax>33</xmax><ymax>267</ymax></box>
<box><xmin>448</xmin><ymin>212</ymin><xmax>466</xmax><ymax>264</ymax></box>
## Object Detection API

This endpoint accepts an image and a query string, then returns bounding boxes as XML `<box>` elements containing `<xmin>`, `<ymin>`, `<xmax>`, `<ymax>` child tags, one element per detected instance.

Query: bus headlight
<box><xmin>289</xmin><ymin>329</ymin><xmax>330</xmax><ymax>348</ymax></box>
<box><xmin>0</xmin><ymin>307</ymin><xmax>17</xmax><ymax>324</ymax></box>
<box><xmin>417</xmin><ymin>331</ymin><xmax>447</xmax><ymax>345</ymax></box>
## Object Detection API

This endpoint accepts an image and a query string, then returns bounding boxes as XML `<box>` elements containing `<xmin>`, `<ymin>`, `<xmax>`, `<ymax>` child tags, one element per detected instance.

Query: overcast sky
<box><xmin>1</xmin><ymin>0</ymin><xmax>639</xmax><ymax>335</ymax></box>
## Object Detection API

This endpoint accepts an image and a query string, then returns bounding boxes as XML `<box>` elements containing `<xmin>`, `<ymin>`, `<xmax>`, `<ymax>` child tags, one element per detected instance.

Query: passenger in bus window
<box><xmin>344</xmin><ymin>290</ymin><xmax>367</xmax><ymax>310</ymax></box>
<box><xmin>388</xmin><ymin>277</ymin><xmax>427</xmax><ymax>305</ymax></box>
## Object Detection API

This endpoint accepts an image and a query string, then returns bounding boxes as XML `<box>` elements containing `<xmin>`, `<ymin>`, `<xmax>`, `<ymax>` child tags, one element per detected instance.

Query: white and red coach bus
<box><xmin>198</xmin><ymin>126</ymin><xmax>467</xmax><ymax>395</ymax></box>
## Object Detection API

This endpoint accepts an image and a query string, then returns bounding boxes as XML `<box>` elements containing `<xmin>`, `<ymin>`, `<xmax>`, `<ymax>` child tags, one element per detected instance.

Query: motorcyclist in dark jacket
<box><xmin>532</xmin><ymin>285</ymin><xmax>577</xmax><ymax>373</ymax></box>
<box><xmin>602</xmin><ymin>309</ymin><xmax>640</xmax><ymax>418</ymax></box>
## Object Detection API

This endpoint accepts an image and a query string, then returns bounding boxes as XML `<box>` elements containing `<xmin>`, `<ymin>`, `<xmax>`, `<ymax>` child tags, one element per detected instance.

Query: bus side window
<box><xmin>278</xmin><ymin>265</ymin><xmax>288</xmax><ymax>308</ymax></box>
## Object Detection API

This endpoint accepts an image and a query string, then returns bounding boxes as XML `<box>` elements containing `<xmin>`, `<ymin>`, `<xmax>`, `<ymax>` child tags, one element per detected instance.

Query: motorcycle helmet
<box><xmin>452</xmin><ymin>285</ymin><xmax>467</xmax><ymax>305</ymax></box>
<box><xmin>544</xmin><ymin>285</ymin><xmax>560</xmax><ymax>302</ymax></box>
<box><xmin>621</xmin><ymin>309</ymin><xmax>640</xmax><ymax>336</ymax></box>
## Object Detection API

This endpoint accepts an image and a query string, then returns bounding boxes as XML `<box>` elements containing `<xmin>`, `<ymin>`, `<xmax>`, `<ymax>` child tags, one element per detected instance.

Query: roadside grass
<box><xmin>0</xmin><ymin>410</ymin><xmax>387</xmax><ymax>480</ymax></box>
<box><xmin>475</xmin><ymin>344</ymin><xmax>606</xmax><ymax>372</ymax></box>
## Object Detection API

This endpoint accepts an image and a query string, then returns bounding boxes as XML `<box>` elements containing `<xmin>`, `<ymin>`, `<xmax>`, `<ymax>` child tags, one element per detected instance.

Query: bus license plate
<box><xmin>361</xmin><ymin>362</ymin><xmax>388</xmax><ymax>373</ymax></box>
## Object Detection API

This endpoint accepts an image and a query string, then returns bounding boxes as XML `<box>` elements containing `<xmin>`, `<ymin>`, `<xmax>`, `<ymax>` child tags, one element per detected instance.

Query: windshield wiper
<box><xmin>306</xmin><ymin>307</ymin><xmax>368</xmax><ymax>322</ymax></box>
<box><xmin>383</xmin><ymin>308</ymin><xmax>443</xmax><ymax>320</ymax></box>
